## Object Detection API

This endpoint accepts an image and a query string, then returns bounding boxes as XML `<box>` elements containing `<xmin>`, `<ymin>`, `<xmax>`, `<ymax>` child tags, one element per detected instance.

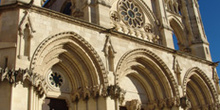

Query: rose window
<box><xmin>118</xmin><ymin>0</ymin><xmax>144</xmax><ymax>28</ymax></box>
<box><xmin>49</xmin><ymin>72</ymin><xmax>63</xmax><ymax>88</ymax></box>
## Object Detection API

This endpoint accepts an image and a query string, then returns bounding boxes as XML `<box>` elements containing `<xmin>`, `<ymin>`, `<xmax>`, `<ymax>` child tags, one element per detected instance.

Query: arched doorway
<box><xmin>115</xmin><ymin>49</ymin><xmax>180</xmax><ymax>109</ymax></box>
<box><xmin>30</xmin><ymin>32</ymin><xmax>108</xmax><ymax>110</ymax></box>
<box><xmin>183</xmin><ymin>67</ymin><xmax>219</xmax><ymax>109</ymax></box>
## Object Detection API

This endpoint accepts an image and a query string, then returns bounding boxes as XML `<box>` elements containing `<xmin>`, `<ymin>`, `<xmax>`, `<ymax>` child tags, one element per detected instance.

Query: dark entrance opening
<box><xmin>42</xmin><ymin>98</ymin><xmax>68</xmax><ymax>110</ymax></box>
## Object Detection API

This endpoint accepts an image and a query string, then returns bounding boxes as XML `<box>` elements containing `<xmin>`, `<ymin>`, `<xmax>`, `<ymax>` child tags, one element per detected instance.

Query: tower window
<box><xmin>173</xmin><ymin>34</ymin><xmax>179</xmax><ymax>50</ymax></box>
<box><xmin>62</xmin><ymin>2</ymin><xmax>72</xmax><ymax>15</ymax></box>
<box><xmin>206</xmin><ymin>47</ymin><xmax>209</xmax><ymax>54</ymax></box>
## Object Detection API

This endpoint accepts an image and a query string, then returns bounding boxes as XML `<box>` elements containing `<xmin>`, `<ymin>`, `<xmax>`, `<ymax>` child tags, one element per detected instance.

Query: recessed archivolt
<box><xmin>183</xmin><ymin>67</ymin><xmax>219</xmax><ymax>108</ymax></box>
<box><xmin>115</xmin><ymin>48</ymin><xmax>180</xmax><ymax>107</ymax></box>
<box><xmin>30</xmin><ymin>32</ymin><xmax>108</xmax><ymax>91</ymax></box>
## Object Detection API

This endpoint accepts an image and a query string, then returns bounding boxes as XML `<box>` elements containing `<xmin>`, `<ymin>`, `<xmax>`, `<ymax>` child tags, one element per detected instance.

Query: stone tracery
<box><xmin>118</xmin><ymin>0</ymin><xmax>144</xmax><ymax>28</ymax></box>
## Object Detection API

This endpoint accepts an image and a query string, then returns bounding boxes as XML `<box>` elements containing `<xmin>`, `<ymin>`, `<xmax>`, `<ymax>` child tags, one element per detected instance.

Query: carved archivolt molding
<box><xmin>115</xmin><ymin>49</ymin><xmax>179</xmax><ymax>97</ymax></box>
<box><xmin>115</xmin><ymin>48</ymin><xmax>180</xmax><ymax>106</ymax></box>
<box><xmin>30</xmin><ymin>31</ymin><xmax>108</xmax><ymax>87</ymax></box>
<box><xmin>182</xmin><ymin>67</ymin><xmax>219</xmax><ymax>107</ymax></box>
<box><xmin>72</xmin><ymin>84</ymin><xmax>125</xmax><ymax>102</ymax></box>
<box><xmin>71</xmin><ymin>84</ymin><xmax>125</xmax><ymax>102</ymax></box>
<box><xmin>0</xmin><ymin>68</ymin><xmax>48</xmax><ymax>97</ymax></box>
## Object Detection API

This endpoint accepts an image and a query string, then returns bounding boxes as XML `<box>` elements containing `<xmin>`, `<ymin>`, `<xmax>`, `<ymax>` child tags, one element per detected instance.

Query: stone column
<box><xmin>155</xmin><ymin>0</ymin><xmax>174</xmax><ymax>49</ymax></box>
<box><xmin>95</xmin><ymin>0</ymin><xmax>111</xmax><ymax>28</ymax></box>
<box><xmin>0</xmin><ymin>68</ymin><xmax>48</xmax><ymax>110</ymax></box>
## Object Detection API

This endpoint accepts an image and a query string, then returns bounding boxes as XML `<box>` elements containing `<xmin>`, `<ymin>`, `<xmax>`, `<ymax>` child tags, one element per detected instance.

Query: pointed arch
<box><xmin>115</xmin><ymin>49</ymin><xmax>180</xmax><ymax>108</ymax></box>
<box><xmin>30</xmin><ymin>32</ymin><xmax>108</xmax><ymax>92</ymax></box>
<box><xmin>183</xmin><ymin>67</ymin><xmax>219</xmax><ymax>109</ymax></box>
<box><xmin>60</xmin><ymin>0</ymin><xmax>72</xmax><ymax>15</ymax></box>
<box><xmin>168</xmin><ymin>15</ymin><xmax>187</xmax><ymax>50</ymax></box>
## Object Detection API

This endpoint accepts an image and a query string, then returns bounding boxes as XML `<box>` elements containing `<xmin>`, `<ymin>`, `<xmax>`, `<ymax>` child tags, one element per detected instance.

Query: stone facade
<box><xmin>0</xmin><ymin>0</ymin><xmax>219</xmax><ymax>110</ymax></box>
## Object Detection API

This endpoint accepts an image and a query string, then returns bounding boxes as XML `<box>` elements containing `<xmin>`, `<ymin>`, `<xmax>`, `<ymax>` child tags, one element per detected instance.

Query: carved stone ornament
<box><xmin>125</xmin><ymin>99</ymin><xmax>141</xmax><ymax>110</ymax></box>
<box><xmin>212</xmin><ymin>67</ymin><xmax>219</xmax><ymax>84</ymax></box>
<box><xmin>110</xmin><ymin>11</ymin><xmax>120</xmax><ymax>22</ymax></box>
<box><xmin>173</xmin><ymin>55</ymin><xmax>182</xmax><ymax>85</ymax></box>
<box><xmin>144</xmin><ymin>23</ymin><xmax>153</xmax><ymax>33</ymax></box>
<box><xmin>180</xmin><ymin>96</ymin><xmax>191</xmax><ymax>109</ymax></box>
<box><xmin>107</xmin><ymin>85</ymin><xmax>126</xmax><ymax>104</ymax></box>
<box><xmin>118</xmin><ymin>0</ymin><xmax>145</xmax><ymax>28</ymax></box>
<box><xmin>48</xmin><ymin>72</ymin><xmax>63</xmax><ymax>88</ymax></box>
<box><xmin>72</xmin><ymin>85</ymin><xmax>108</xmax><ymax>102</ymax></box>
<box><xmin>103</xmin><ymin>34</ymin><xmax>116</xmax><ymax>57</ymax></box>
<box><xmin>0</xmin><ymin>68</ymin><xmax>48</xmax><ymax>97</ymax></box>
<box><xmin>18</xmin><ymin>10</ymin><xmax>35</xmax><ymax>59</ymax></box>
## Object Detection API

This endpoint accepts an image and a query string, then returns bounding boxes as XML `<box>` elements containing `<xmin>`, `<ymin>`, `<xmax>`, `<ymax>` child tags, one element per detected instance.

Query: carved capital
<box><xmin>107</xmin><ymin>85</ymin><xmax>126</xmax><ymax>104</ymax></box>
<box><xmin>125</xmin><ymin>99</ymin><xmax>141</xmax><ymax>110</ymax></box>
<box><xmin>180</xmin><ymin>96</ymin><xmax>191</xmax><ymax>109</ymax></box>
<box><xmin>0</xmin><ymin>68</ymin><xmax>48</xmax><ymax>97</ymax></box>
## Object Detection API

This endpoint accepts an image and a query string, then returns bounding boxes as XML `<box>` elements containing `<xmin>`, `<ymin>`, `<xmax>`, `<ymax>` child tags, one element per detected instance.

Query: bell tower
<box><xmin>185</xmin><ymin>0</ymin><xmax>211</xmax><ymax>60</ymax></box>
<box><xmin>159</xmin><ymin>0</ymin><xmax>211</xmax><ymax>60</ymax></box>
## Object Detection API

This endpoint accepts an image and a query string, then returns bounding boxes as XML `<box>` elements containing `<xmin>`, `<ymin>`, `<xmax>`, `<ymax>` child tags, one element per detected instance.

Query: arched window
<box><xmin>173</xmin><ymin>33</ymin><xmax>179</xmax><ymax>50</ymax></box>
<box><xmin>169</xmin><ymin>18</ymin><xmax>186</xmax><ymax>51</ymax></box>
<box><xmin>61</xmin><ymin>1</ymin><xmax>72</xmax><ymax>15</ymax></box>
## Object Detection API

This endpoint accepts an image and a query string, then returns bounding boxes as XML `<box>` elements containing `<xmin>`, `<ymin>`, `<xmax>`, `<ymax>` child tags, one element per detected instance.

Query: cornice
<box><xmin>0</xmin><ymin>2</ymin><xmax>215</xmax><ymax>67</ymax></box>
<box><xmin>0</xmin><ymin>68</ymin><xmax>48</xmax><ymax>97</ymax></box>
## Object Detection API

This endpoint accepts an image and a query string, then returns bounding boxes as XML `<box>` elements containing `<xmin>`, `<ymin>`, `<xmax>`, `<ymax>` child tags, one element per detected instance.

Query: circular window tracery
<box><xmin>118</xmin><ymin>0</ymin><xmax>144</xmax><ymax>28</ymax></box>
<box><xmin>49</xmin><ymin>72</ymin><xmax>63</xmax><ymax>88</ymax></box>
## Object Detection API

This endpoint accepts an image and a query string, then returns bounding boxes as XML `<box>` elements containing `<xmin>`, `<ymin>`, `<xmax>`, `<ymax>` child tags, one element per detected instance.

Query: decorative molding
<box><xmin>125</xmin><ymin>99</ymin><xmax>141</xmax><ymax>110</ymax></box>
<box><xmin>110</xmin><ymin>11</ymin><xmax>120</xmax><ymax>22</ymax></box>
<box><xmin>30</xmin><ymin>31</ymin><xmax>108</xmax><ymax>87</ymax></box>
<box><xmin>182</xmin><ymin>67</ymin><xmax>220</xmax><ymax>109</ymax></box>
<box><xmin>173</xmin><ymin>55</ymin><xmax>182</xmax><ymax>85</ymax></box>
<box><xmin>144</xmin><ymin>97</ymin><xmax>180</xmax><ymax>109</ymax></box>
<box><xmin>18</xmin><ymin>10</ymin><xmax>35</xmax><ymax>59</ymax></box>
<box><xmin>72</xmin><ymin>85</ymin><xmax>108</xmax><ymax>102</ymax></box>
<box><xmin>18</xmin><ymin>10</ymin><xmax>36</xmax><ymax>35</ymax></box>
<box><xmin>102</xmin><ymin>34</ymin><xmax>116</xmax><ymax>71</ymax></box>
<box><xmin>212</xmin><ymin>67</ymin><xmax>219</xmax><ymax>85</ymax></box>
<box><xmin>115</xmin><ymin>49</ymin><xmax>180</xmax><ymax>99</ymax></box>
<box><xmin>0</xmin><ymin>68</ymin><xmax>48</xmax><ymax>97</ymax></box>
<box><xmin>102</xmin><ymin>34</ymin><xmax>116</xmax><ymax>57</ymax></box>
<box><xmin>107</xmin><ymin>85</ymin><xmax>126</xmax><ymax>104</ymax></box>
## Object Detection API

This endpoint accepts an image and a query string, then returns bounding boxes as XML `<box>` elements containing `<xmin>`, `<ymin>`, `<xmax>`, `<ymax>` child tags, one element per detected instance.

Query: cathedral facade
<box><xmin>0</xmin><ymin>0</ymin><xmax>219</xmax><ymax>110</ymax></box>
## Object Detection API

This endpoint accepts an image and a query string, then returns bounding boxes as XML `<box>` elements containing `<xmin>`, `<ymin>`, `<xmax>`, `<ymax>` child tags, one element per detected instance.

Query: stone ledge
<box><xmin>0</xmin><ymin>42</ymin><xmax>16</xmax><ymax>49</ymax></box>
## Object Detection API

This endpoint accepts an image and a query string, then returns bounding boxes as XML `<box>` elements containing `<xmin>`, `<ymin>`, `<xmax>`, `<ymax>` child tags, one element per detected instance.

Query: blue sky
<box><xmin>199</xmin><ymin>1</ymin><xmax>220</xmax><ymax>76</ymax></box>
